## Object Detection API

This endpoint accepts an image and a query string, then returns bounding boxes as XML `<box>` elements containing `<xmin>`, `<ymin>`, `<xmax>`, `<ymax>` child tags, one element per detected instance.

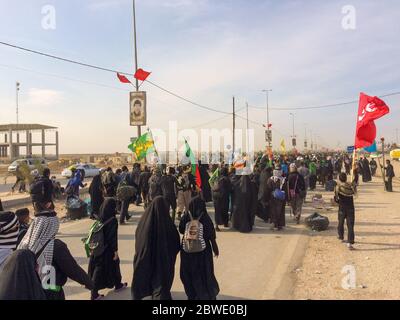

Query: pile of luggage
<box><xmin>65</xmin><ymin>196</ymin><xmax>88</xmax><ymax>220</ymax></box>
<box><xmin>305</xmin><ymin>212</ymin><xmax>330</xmax><ymax>231</ymax></box>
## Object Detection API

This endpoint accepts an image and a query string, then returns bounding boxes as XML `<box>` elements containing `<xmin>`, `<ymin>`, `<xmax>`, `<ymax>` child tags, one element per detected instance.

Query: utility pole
<box><xmin>262</xmin><ymin>89</ymin><xmax>272</xmax><ymax>150</ymax></box>
<box><xmin>290</xmin><ymin>113</ymin><xmax>295</xmax><ymax>147</ymax></box>
<box><xmin>246</xmin><ymin>102</ymin><xmax>249</xmax><ymax>153</ymax></box>
<box><xmin>232</xmin><ymin>96</ymin><xmax>236</xmax><ymax>154</ymax></box>
<box><xmin>304</xmin><ymin>124</ymin><xmax>307</xmax><ymax>150</ymax></box>
<box><xmin>132</xmin><ymin>0</ymin><xmax>141</xmax><ymax>137</ymax></box>
<box><xmin>16</xmin><ymin>82</ymin><xmax>20</xmax><ymax>125</ymax></box>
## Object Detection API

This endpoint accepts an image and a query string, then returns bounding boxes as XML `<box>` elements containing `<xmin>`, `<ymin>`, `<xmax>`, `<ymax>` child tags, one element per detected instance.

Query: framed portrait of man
<box><xmin>130</xmin><ymin>91</ymin><xmax>146</xmax><ymax>126</ymax></box>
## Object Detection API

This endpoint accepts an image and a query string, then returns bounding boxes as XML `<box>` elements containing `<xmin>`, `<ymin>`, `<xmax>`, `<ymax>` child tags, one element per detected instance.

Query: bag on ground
<box><xmin>305</xmin><ymin>212</ymin><xmax>330</xmax><ymax>231</ymax></box>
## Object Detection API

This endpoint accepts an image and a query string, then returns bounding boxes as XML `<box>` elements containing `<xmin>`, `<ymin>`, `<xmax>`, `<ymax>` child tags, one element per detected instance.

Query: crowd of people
<box><xmin>0</xmin><ymin>151</ymin><xmax>396</xmax><ymax>300</ymax></box>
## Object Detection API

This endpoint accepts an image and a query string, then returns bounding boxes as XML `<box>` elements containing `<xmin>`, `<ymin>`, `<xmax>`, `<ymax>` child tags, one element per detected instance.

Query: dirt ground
<box><xmin>293</xmin><ymin>161</ymin><xmax>400</xmax><ymax>300</ymax></box>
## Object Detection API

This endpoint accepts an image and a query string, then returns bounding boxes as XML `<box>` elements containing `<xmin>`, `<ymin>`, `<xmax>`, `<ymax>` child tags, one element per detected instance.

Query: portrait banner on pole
<box><xmin>130</xmin><ymin>91</ymin><xmax>147</xmax><ymax>126</ymax></box>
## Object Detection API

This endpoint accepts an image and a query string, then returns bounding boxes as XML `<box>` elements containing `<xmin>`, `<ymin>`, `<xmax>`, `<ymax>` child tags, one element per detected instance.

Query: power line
<box><xmin>0</xmin><ymin>41</ymin><xmax>231</xmax><ymax>115</ymax></box>
<box><xmin>248</xmin><ymin>91</ymin><xmax>400</xmax><ymax>111</ymax></box>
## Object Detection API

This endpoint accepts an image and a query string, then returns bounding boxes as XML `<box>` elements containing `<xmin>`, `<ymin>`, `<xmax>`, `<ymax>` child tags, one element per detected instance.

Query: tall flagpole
<box><xmin>132</xmin><ymin>0</ymin><xmax>141</xmax><ymax>137</ymax></box>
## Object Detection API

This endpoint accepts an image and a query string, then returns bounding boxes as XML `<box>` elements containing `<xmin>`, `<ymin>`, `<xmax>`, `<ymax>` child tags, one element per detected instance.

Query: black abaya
<box><xmin>89</xmin><ymin>174</ymin><xmax>104</xmax><ymax>217</ymax></box>
<box><xmin>231</xmin><ymin>175</ymin><xmax>256</xmax><ymax>233</ymax></box>
<box><xmin>199</xmin><ymin>163</ymin><xmax>212</xmax><ymax>202</ymax></box>
<box><xmin>362</xmin><ymin>158</ymin><xmax>372</xmax><ymax>182</ymax></box>
<box><xmin>212</xmin><ymin>175</ymin><xmax>231</xmax><ymax>226</ymax></box>
<box><xmin>257</xmin><ymin>168</ymin><xmax>272</xmax><ymax>222</ymax></box>
<box><xmin>179</xmin><ymin>196</ymin><xmax>219</xmax><ymax>300</ymax></box>
<box><xmin>88</xmin><ymin>198</ymin><xmax>122</xmax><ymax>291</ymax></box>
<box><xmin>132</xmin><ymin>196</ymin><xmax>180</xmax><ymax>300</ymax></box>
<box><xmin>0</xmin><ymin>250</ymin><xmax>46</xmax><ymax>300</ymax></box>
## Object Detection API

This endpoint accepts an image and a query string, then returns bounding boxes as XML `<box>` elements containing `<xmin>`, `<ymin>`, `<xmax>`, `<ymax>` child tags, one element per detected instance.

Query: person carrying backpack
<box><xmin>18</xmin><ymin>211</ymin><xmax>93</xmax><ymax>300</ymax></box>
<box><xmin>287</xmin><ymin>163</ymin><xmax>306</xmax><ymax>224</ymax></box>
<box><xmin>265</xmin><ymin>166</ymin><xmax>287</xmax><ymax>231</ymax></box>
<box><xmin>117</xmin><ymin>170</ymin><xmax>138</xmax><ymax>225</ymax></box>
<box><xmin>30</xmin><ymin>168</ymin><xmax>54</xmax><ymax>214</ymax></box>
<box><xmin>88</xmin><ymin>198</ymin><xmax>127</xmax><ymax>300</ymax></box>
<box><xmin>179</xmin><ymin>196</ymin><xmax>219</xmax><ymax>300</ymax></box>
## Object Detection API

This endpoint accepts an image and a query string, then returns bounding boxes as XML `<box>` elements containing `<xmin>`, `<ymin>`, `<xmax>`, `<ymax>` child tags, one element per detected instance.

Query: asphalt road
<box><xmin>61</xmin><ymin>202</ymin><xmax>310</xmax><ymax>300</ymax></box>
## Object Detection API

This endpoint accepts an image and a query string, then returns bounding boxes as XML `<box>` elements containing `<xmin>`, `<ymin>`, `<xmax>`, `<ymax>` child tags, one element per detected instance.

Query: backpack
<box><xmin>29</xmin><ymin>178</ymin><xmax>45</xmax><ymax>203</ymax></box>
<box><xmin>82</xmin><ymin>217</ymin><xmax>114</xmax><ymax>258</ymax></box>
<box><xmin>116</xmin><ymin>178</ymin><xmax>136</xmax><ymax>201</ymax></box>
<box><xmin>272</xmin><ymin>178</ymin><xmax>286</xmax><ymax>201</ymax></box>
<box><xmin>182</xmin><ymin>212</ymin><xmax>206</xmax><ymax>253</ymax></box>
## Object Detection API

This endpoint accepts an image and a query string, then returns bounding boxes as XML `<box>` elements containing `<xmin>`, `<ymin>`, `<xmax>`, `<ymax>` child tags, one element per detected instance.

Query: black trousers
<box><xmin>119</xmin><ymin>200</ymin><xmax>131</xmax><ymax>223</ymax></box>
<box><xmin>338</xmin><ymin>207</ymin><xmax>355</xmax><ymax>244</ymax></box>
<box><xmin>386</xmin><ymin>177</ymin><xmax>393</xmax><ymax>192</ymax></box>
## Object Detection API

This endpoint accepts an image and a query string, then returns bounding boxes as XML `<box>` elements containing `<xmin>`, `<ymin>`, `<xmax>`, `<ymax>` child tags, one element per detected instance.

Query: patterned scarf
<box><xmin>18</xmin><ymin>215</ymin><xmax>59</xmax><ymax>280</ymax></box>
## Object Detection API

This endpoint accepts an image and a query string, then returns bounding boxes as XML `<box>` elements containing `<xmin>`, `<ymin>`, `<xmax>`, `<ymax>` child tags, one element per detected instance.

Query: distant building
<box><xmin>0</xmin><ymin>124</ymin><xmax>59</xmax><ymax>161</ymax></box>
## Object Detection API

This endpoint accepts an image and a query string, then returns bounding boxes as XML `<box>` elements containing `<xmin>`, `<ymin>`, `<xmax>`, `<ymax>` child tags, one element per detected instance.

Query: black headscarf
<box><xmin>0</xmin><ymin>249</ymin><xmax>46</xmax><ymax>300</ymax></box>
<box><xmin>189</xmin><ymin>195</ymin><xmax>207</xmax><ymax>219</ymax></box>
<box><xmin>98</xmin><ymin>198</ymin><xmax>117</xmax><ymax>222</ymax></box>
<box><xmin>132</xmin><ymin>196</ymin><xmax>180</xmax><ymax>300</ymax></box>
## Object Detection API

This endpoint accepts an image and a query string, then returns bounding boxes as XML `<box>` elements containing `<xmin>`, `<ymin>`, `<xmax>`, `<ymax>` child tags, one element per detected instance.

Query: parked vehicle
<box><xmin>61</xmin><ymin>164</ymin><xmax>100</xmax><ymax>178</ymax></box>
<box><xmin>7</xmin><ymin>158</ymin><xmax>47</xmax><ymax>174</ymax></box>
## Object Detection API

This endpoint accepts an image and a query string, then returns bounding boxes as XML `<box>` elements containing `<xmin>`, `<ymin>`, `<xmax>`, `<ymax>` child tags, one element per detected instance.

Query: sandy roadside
<box><xmin>293</xmin><ymin>162</ymin><xmax>400</xmax><ymax>300</ymax></box>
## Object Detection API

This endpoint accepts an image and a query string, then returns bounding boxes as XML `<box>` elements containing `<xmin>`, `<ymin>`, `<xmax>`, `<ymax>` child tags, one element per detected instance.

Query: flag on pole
<box><xmin>128</xmin><ymin>132</ymin><xmax>155</xmax><ymax>161</ymax></box>
<box><xmin>117</xmin><ymin>73</ymin><xmax>132</xmax><ymax>84</ymax></box>
<box><xmin>134</xmin><ymin>68</ymin><xmax>151</xmax><ymax>81</ymax></box>
<box><xmin>355</xmin><ymin>93</ymin><xmax>390</xmax><ymax>149</ymax></box>
<box><xmin>208</xmin><ymin>168</ymin><xmax>220</xmax><ymax>187</ymax></box>
<box><xmin>363</xmin><ymin>141</ymin><xmax>377</xmax><ymax>153</ymax></box>
<box><xmin>184</xmin><ymin>140</ymin><xmax>202</xmax><ymax>188</ymax></box>
<box><xmin>280</xmin><ymin>139</ymin><xmax>286</xmax><ymax>154</ymax></box>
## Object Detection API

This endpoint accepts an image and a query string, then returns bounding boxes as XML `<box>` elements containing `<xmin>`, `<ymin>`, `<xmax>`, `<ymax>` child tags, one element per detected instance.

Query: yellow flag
<box><xmin>280</xmin><ymin>139</ymin><xmax>286</xmax><ymax>154</ymax></box>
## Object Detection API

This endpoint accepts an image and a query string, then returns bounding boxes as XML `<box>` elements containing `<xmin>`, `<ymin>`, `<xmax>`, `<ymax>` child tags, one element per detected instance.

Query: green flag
<box><xmin>208</xmin><ymin>168</ymin><xmax>220</xmax><ymax>186</ymax></box>
<box><xmin>128</xmin><ymin>132</ymin><xmax>155</xmax><ymax>161</ymax></box>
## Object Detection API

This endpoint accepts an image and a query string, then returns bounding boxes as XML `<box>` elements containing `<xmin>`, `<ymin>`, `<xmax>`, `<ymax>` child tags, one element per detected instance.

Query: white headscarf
<box><xmin>18</xmin><ymin>215</ymin><xmax>59</xmax><ymax>280</ymax></box>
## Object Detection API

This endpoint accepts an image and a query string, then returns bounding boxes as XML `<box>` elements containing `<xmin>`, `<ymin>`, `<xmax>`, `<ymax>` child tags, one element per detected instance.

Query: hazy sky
<box><xmin>0</xmin><ymin>0</ymin><xmax>399</xmax><ymax>154</ymax></box>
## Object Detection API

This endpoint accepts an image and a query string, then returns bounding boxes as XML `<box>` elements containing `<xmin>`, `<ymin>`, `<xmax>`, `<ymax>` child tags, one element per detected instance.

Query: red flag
<box><xmin>134</xmin><ymin>68</ymin><xmax>151</xmax><ymax>81</ymax></box>
<box><xmin>268</xmin><ymin>123</ymin><xmax>272</xmax><ymax>128</ymax></box>
<box><xmin>355</xmin><ymin>93</ymin><xmax>390</xmax><ymax>148</ymax></box>
<box><xmin>117</xmin><ymin>73</ymin><xmax>131</xmax><ymax>84</ymax></box>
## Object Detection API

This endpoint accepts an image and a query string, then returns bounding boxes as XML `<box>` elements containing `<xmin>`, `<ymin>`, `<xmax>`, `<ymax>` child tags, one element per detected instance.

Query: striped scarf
<box><xmin>0</xmin><ymin>212</ymin><xmax>19</xmax><ymax>250</ymax></box>
<box><xmin>18</xmin><ymin>215</ymin><xmax>59</xmax><ymax>280</ymax></box>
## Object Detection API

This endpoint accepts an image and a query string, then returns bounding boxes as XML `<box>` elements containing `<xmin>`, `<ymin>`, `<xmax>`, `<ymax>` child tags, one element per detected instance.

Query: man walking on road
<box><xmin>334</xmin><ymin>173</ymin><xmax>356</xmax><ymax>250</ymax></box>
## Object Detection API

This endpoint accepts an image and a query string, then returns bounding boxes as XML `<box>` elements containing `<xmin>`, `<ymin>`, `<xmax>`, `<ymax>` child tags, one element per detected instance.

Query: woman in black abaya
<box><xmin>231</xmin><ymin>175</ymin><xmax>256</xmax><ymax>233</ymax></box>
<box><xmin>198</xmin><ymin>161</ymin><xmax>212</xmax><ymax>202</ymax></box>
<box><xmin>212</xmin><ymin>167</ymin><xmax>232</xmax><ymax>230</ymax></box>
<box><xmin>88</xmin><ymin>198</ymin><xmax>126</xmax><ymax>300</ymax></box>
<box><xmin>89</xmin><ymin>173</ymin><xmax>104</xmax><ymax>219</ymax></box>
<box><xmin>0</xmin><ymin>250</ymin><xmax>46</xmax><ymax>300</ymax></box>
<box><xmin>179</xmin><ymin>196</ymin><xmax>220</xmax><ymax>300</ymax></box>
<box><xmin>131</xmin><ymin>196</ymin><xmax>180</xmax><ymax>300</ymax></box>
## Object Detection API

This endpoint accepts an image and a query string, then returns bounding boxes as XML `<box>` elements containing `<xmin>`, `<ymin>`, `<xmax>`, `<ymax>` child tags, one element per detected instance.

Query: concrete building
<box><xmin>0</xmin><ymin>124</ymin><xmax>59</xmax><ymax>161</ymax></box>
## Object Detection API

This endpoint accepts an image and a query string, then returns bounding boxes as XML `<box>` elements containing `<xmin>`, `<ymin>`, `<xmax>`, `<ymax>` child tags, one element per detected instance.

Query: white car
<box><xmin>61</xmin><ymin>164</ymin><xmax>100</xmax><ymax>178</ymax></box>
<box><xmin>8</xmin><ymin>158</ymin><xmax>47</xmax><ymax>174</ymax></box>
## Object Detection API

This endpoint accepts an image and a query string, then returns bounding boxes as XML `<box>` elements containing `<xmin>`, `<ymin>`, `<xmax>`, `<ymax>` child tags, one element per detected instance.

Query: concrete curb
<box><xmin>2</xmin><ymin>187</ymin><xmax>90</xmax><ymax>209</ymax></box>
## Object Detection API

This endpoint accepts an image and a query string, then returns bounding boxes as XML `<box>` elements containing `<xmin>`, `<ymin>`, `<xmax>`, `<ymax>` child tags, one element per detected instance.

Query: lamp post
<box><xmin>290</xmin><ymin>113</ymin><xmax>295</xmax><ymax>147</ymax></box>
<box><xmin>262</xmin><ymin>89</ymin><xmax>272</xmax><ymax>149</ymax></box>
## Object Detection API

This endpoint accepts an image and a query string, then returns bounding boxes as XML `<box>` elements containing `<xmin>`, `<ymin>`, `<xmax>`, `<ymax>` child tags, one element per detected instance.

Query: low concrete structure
<box><xmin>0</xmin><ymin>124</ymin><xmax>59</xmax><ymax>161</ymax></box>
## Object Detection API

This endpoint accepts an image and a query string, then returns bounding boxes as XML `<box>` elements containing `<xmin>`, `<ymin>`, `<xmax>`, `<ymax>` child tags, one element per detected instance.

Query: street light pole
<box><xmin>262</xmin><ymin>89</ymin><xmax>272</xmax><ymax>149</ymax></box>
<box><xmin>16</xmin><ymin>82</ymin><xmax>20</xmax><ymax>125</ymax></box>
<box><xmin>290</xmin><ymin>113</ymin><xmax>295</xmax><ymax>147</ymax></box>
<box><xmin>132</xmin><ymin>0</ymin><xmax>141</xmax><ymax>137</ymax></box>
